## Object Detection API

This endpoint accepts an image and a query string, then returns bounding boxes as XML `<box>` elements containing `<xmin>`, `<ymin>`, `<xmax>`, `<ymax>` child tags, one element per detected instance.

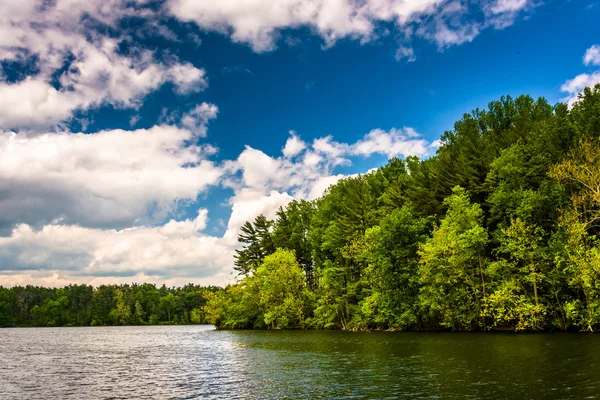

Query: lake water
<box><xmin>1</xmin><ymin>325</ymin><xmax>599</xmax><ymax>399</ymax></box>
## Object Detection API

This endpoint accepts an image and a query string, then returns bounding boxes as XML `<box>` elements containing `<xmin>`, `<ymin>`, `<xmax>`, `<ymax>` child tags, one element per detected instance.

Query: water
<box><xmin>1</xmin><ymin>326</ymin><xmax>599</xmax><ymax>399</ymax></box>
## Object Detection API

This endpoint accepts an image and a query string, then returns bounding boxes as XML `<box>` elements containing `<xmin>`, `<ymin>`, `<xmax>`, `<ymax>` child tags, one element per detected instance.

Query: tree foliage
<box><xmin>205</xmin><ymin>85</ymin><xmax>600</xmax><ymax>332</ymax></box>
<box><xmin>0</xmin><ymin>284</ymin><xmax>221</xmax><ymax>327</ymax></box>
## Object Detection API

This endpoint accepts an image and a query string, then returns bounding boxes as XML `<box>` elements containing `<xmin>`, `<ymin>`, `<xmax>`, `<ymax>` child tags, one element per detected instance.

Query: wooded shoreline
<box><xmin>203</xmin><ymin>86</ymin><xmax>600</xmax><ymax>333</ymax></box>
<box><xmin>3</xmin><ymin>86</ymin><xmax>600</xmax><ymax>333</ymax></box>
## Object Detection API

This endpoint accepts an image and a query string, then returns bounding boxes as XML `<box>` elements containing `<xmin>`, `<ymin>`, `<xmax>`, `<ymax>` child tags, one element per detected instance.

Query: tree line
<box><xmin>203</xmin><ymin>84</ymin><xmax>600</xmax><ymax>332</ymax></box>
<box><xmin>2</xmin><ymin>86</ymin><xmax>599</xmax><ymax>332</ymax></box>
<box><xmin>0</xmin><ymin>284</ymin><xmax>220</xmax><ymax>327</ymax></box>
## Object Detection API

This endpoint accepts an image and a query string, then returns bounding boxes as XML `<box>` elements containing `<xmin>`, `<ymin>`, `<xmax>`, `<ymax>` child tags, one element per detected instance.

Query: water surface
<box><xmin>1</xmin><ymin>326</ymin><xmax>599</xmax><ymax>399</ymax></box>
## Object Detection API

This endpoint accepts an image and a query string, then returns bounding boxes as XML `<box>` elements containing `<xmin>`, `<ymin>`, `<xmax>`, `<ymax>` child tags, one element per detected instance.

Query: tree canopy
<box><xmin>208</xmin><ymin>84</ymin><xmax>600</xmax><ymax>332</ymax></box>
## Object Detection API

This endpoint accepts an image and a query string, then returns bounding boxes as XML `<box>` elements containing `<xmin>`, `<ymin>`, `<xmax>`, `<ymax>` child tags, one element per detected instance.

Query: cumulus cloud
<box><xmin>0</xmin><ymin>124</ymin><xmax>436</xmax><ymax>286</ymax></box>
<box><xmin>489</xmin><ymin>0</ymin><xmax>529</xmax><ymax>13</ymax></box>
<box><xmin>0</xmin><ymin>0</ymin><xmax>207</xmax><ymax>130</ymax></box>
<box><xmin>223</xmin><ymin>190</ymin><xmax>296</xmax><ymax>245</ymax></box>
<box><xmin>0</xmin><ymin>0</ymin><xmax>537</xmax><ymax>132</ymax></box>
<box><xmin>221</xmin><ymin>127</ymin><xmax>434</xmax><ymax>243</ymax></box>
<box><xmin>0</xmin><ymin>52</ymin><xmax>207</xmax><ymax>130</ymax></box>
<box><xmin>561</xmin><ymin>72</ymin><xmax>600</xmax><ymax>107</ymax></box>
<box><xmin>0</xmin><ymin>0</ymin><xmax>470</xmax><ymax>287</ymax></box>
<box><xmin>561</xmin><ymin>45</ymin><xmax>600</xmax><ymax>107</ymax></box>
<box><xmin>583</xmin><ymin>44</ymin><xmax>600</xmax><ymax>67</ymax></box>
<box><xmin>228</xmin><ymin>127</ymin><xmax>432</xmax><ymax>199</ymax></box>
<box><xmin>307</xmin><ymin>175</ymin><xmax>347</xmax><ymax>200</ymax></box>
<box><xmin>282</xmin><ymin>131</ymin><xmax>307</xmax><ymax>157</ymax></box>
<box><xmin>0</xmin><ymin>125</ymin><xmax>222</xmax><ymax>231</ymax></box>
<box><xmin>166</xmin><ymin>0</ymin><xmax>533</xmax><ymax>53</ymax></box>
<box><xmin>0</xmin><ymin>210</ymin><xmax>235</xmax><ymax>286</ymax></box>
<box><xmin>485</xmin><ymin>0</ymin><xmax>533</xmax><ymax>28</ymax></box>
<box><xmin>351</xmin><ymin>128</ymin><xmax>430</xmax><ymax>158</ymax></box>
<box><xmin>181</xmin><ymin>103</ymin><xmax>219</xmax><ymax>136</ymax></box>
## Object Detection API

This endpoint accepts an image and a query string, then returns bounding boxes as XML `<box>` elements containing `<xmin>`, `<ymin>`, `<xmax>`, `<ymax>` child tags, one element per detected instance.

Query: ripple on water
<box><xmin>1</xmin><ymin>327</ymin><xmax>600</xmax><ymax>399</ymax></box>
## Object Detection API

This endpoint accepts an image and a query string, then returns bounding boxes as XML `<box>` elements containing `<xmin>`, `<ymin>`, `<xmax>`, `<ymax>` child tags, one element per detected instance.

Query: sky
<box><xmin>0</xmin><ymin>0</ymin><xmax>599</xmax><ymax>288</ymax></box>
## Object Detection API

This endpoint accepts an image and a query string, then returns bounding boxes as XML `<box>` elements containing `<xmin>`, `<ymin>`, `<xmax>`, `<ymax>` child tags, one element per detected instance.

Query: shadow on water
<box><xmin>221</xmin><ymin>330</ymin><xmax>600</xmax><ymax>399</ymax></box>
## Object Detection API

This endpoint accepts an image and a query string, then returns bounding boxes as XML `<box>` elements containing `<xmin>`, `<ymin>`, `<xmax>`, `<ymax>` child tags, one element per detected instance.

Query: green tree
<box><xmin>111</xmin><ymin>288</ymin><xmax>131</xmax><ymax>325</ymax></box>
<box><xmin>310</xmin><ymin>175</ymin><xmax>377</xmax><ymax>328</ymax></box>
<box><xmin>255</xmin><ymin>249</ymin><xmax>308</xmax><ymax>329</ymax></box>
<box><xmin>551</xmin><ymin>137</ymin><xmax>600</xmax><ymax>331</ymax></box>
<box><xmin>418</xmin><ymin>187</ymin><xmax>489</xmax><ymax>330</ymax></box>
<box><xmin>484</xmin><ymin>219</ymin><xmax>548</xmax><ymax>330</ymax></box>
<box><xmin>234</xmin><ymin>214</ymin><xmax>276</xmax><ymax>276</ymax></box>
<box><xmin>159</xmin><ymin>293</ymin><xmax>178</xmax><ymax>323</ymax></box>
<box><xmin>272</xmin><ymin>200</ymin><xmax>316</xmax><ymax>286</ymax></box>
<box><xmin>134</xmin><ymin>300</ymin><xmax>146</xmax><ymax>324</ymax></box>
<box><xmin>203</xmin><ymin>282</ymin><xmax>262</xmax><ymax>329</ymax></box>
<box><xmin>359</xmin><ymin>206</ymin><xmax>430</xmax><ymax>329</ymax></box>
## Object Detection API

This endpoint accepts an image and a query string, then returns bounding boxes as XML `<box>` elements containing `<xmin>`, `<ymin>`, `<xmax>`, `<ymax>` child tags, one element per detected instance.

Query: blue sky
<box><xmin>0</xmin><ymin>0</ymin><xmax>598</xmax><ymax>287</ymax></box>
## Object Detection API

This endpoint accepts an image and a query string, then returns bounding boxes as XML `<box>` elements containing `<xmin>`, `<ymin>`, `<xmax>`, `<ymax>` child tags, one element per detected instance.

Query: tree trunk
<box><xmin>531</xmin><ymin>255</ymin><xmax>539</xmax><ymax>307</ymax></box>
<box><xmin>478</xmin><ymin>251</ymin><xmax>486</xmax><ymax>299</ymax></box>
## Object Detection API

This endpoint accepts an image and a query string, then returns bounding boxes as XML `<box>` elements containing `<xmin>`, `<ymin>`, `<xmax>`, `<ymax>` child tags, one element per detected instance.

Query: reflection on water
<box><xmin>1</xmin><ymin>326</ymin><xmax>599</xmax><ymax>399</ymax></box>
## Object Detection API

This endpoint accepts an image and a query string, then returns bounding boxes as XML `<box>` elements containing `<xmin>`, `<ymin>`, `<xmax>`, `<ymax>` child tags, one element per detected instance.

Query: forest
<box><xmin>2</xmin><ymin>85</ymin><xmax>600</xmax><ymax>331</ymax></box>
<box><xmin>204</xmin><ymin>84</ymin><xmax>600</xmax><ymax>332</ymax></box>
<box><xmin>0</xmin><ymin>284</ymin><xmax>220</xmax><ymax>327</ymax></box>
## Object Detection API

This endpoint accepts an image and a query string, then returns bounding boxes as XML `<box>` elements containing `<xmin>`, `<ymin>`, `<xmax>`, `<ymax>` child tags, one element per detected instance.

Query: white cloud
<box><xmin>0</xmin><ymin>54</ymin><xmax>207</xmax><ymax>130</ymax></box>
<box><xmin>312</xmin><ymin>136</ymin><xmax>350</xmax><ymax>166</ymax></box>
<box><xmin>282</xmin><ymin>131</ymin><xmax>307</xmax><ymax>157</ymax></box>
<box><xmin>221</xmin><ymin>127</ymin><xmax>435</xmax><ymax>241</ymax></box>
<box><xmin>228</xmin><ymin>127</ymin><xmax>432</xmax><ymax>200</ymax></box>
<box><xmin>166</xmin><ymin>0</ymin><xmax>533</xmax><ymax>53</ymax></box>
<box><xmin>181</xmin><ymin>103</ymin><xmax>219</xmax><ymax>137</ymax></box>
<box><xmin>430</xmin><ymin>22</ymin><xmax>481</xmax><ymax>47</ymax></box>
<box><xmin>0</xmin><ymin>125</ymin><xmax>438</xmax><ymax>286</ymax></box>
<box><xmin>0</xmin><ymin>125</ymin><xmax>222</xmax><ymax>230</ymax></box>
<box><xmin>0</xmin><ymin>1</ymin><xmax>207</xmax><ymax>130</ymax></box>
<box><xmin>1</xmin><ymin>0</ymin><xmax>472</xmax><ymax>287</ymax></box>
<box><xmin>560</xmin><ymin>45</ymin><xmax>600</xmax><ymax>107</ymax></box>
<box><xmin>396</xmin><ymin>46</ymin><xmax>416</xmax><ymax>62</ymax></box>
<box><xmin>168</xmin><ymin>63</ymin><xmax>209</xmax><ymax>94</ymax></box>
<box><xmin>485</xmin><ymin>0</ymin><xmax>532</xmax><ymax>28</ymax></box>
<box><xmin>307</xmin><ymin>174</ymin><xmax>347</xmax><ymax>200</ymax></box>
<box><xmin>160</xmin><ymin>209</ymin><xmax>209</xmax><ymax>237</ymax></box>
<box><xmin>351</xmin><ymin>128</ymin><xmax>431</xmax><ymax>158</ymax></box>
<box><xmin>0</xmin><ymin>210</ymin><xmax>235</xmax><ymax>285</ymax></box>
<box><xmin>0</xmin><ymin>271</ymin><xmax>233</xmax><ymax>289</ymax></box>
<box><xmin>129</xmin><ymin>114</ymin><xmax>141</xmax><ymax>127</ymax></box>
<box><xmin>560</xmin><ymin>72</ymin><xmax>600</xmax><ymax>107</ymax></box>
<box><xmin>0</xmin><ymin>0</ymin><xmax>537</xmax><ymax>132</ymax></box>
<box><xmin>223</xmin><ymin>190</ymin><xmax>295</xmax><ymax>245</ymax></box>
<box><xmin>430</xmin><ymin>139</ymin><xmax>444</xmax><ymax>148</ymax></box>
<box><xmin>489</xmin><ymin>0</ymin><xmax>529</xmax><ymax>14</ymax></box>
<box><xmin>583</xmin><ymin>44</ymin><xmax>600</xmax><ymax>67</ymax></box>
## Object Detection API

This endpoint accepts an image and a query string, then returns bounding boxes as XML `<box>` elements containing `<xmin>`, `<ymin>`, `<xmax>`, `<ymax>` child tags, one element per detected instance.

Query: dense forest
<box><xmin>2</xmin><ymin>85</ymin><xmax>600</xmax><ymax>332</ymax></box>
<box><xmin>0</xmin><ymin>284</ymin><xmax>220</xmax><ymax>327</ymax></box>
<box><xmin>204</xmin><ymin>84</ymin><xmax>600</xmax><ymax>332</ymax></box>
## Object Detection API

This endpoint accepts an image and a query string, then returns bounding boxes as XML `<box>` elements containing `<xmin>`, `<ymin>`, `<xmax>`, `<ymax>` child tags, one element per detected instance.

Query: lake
<box><xmin>1</xmin><ymin>325</ymin><xmax>599</xmax><ymax>399</ymax></box>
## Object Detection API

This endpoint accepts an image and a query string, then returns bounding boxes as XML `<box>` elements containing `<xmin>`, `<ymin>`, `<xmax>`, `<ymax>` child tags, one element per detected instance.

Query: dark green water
<box><xmin>1</xmin><ymin>325</ymin><xmax>599</xmax><ymax>399</ymax></box>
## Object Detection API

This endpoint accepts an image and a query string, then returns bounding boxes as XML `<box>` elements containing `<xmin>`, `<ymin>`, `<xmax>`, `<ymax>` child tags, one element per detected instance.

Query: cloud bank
<box><xmin>0</xmin><ymin>126</ymin><xmax>436</xmax><ymax>287</ymax></box>
<box><xmin>0</xmin><ymin>0</ymin><xmax>540</xmax><ymax>287</ymax></box>
<box><xmin>167</xmin><ymin>0</ymin><xmax>534</xmax><ymax>55</ymax></box>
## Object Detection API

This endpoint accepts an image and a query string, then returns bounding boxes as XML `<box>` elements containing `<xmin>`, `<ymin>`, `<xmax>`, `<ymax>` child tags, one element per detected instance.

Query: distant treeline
<box><xmin>0</xmin><ymin>284</ymin><xmax>221</xmax><ymax>327</ymax></box>
<box><xmin>203</xmin><ymin>85</ymin><xmax>600</xmax><ymax>332</ymax></box>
